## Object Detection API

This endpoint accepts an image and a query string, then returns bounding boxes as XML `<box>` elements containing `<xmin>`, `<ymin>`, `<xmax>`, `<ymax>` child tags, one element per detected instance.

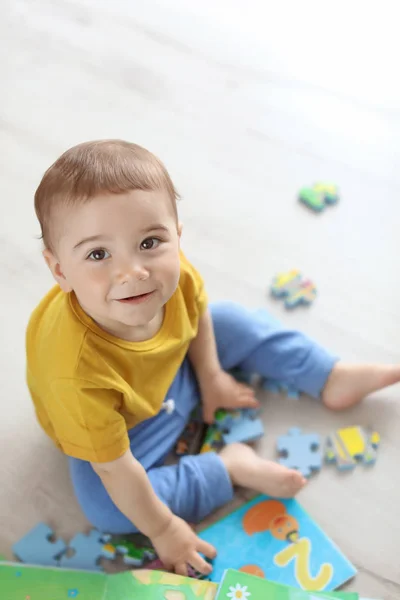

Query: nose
<box><xmin>116</xmin><ymin>259</ymin><xmax>149</xmax><ymax>284</ymax></box>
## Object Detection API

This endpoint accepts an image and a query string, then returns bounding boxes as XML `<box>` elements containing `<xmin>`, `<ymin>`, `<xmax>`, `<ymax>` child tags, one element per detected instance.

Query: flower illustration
<box><xmin>227</xmin><ymin>583</ymin><xmax>251</xmax><ymax>599</ymax></box>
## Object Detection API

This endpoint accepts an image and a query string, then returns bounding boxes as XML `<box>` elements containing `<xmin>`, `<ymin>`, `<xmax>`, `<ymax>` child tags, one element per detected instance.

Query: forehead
<box><xmin>55</xmin><ymin>189</ymin><xmax>176</xmax><ymax>241</ymax></box>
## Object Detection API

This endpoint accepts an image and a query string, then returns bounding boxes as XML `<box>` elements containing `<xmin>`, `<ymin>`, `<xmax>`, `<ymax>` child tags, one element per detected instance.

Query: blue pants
<box><xmin>69</xmin><ymin>302</ymin><xmax>336</xmax><ymax>534</ymax></box>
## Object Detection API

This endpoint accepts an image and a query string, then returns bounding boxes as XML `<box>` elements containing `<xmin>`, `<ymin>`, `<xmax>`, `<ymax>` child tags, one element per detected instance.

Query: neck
<box><xmin>86</xmin><ymin>307</ymin><xmax>165</xmax><ymax>342</ymax></box>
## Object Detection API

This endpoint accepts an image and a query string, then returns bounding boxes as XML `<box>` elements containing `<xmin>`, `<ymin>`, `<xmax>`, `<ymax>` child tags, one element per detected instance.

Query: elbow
<box><xmin>91</xmin><ymin>460</ymin><xmax>113</xmax><ymax>477</ymax></box>
<box><xmin>90</xmin><ymin>449</ymin><xmax>133</xmax><ymax>478</ymax></box>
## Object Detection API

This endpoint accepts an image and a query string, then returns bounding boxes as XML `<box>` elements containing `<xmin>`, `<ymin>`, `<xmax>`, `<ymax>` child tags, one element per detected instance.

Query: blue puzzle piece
<box><xmin>12</xmin><ymin>523</ymin><xmax>67</xmax><ymax>566</ymax></box>
<box><xmin>277</xmin><ymin>427</ymin><xmax>321</xmax><ymax>477</ymax></box>
<box><xmin>241</xmin><ymin>407</ymin><xmax>261</xmax><ymax>420</ymax></box>
<box><xmin>59</xmin><ymin>529</ymin><xmax>115</xmax><ymax>571</ymax></box>
<box><xmin>215</xmin><ymin>408</ymin><xmax>261</xmax><ymax>431</ymax></box>
<box><xmin>223</xmin><ymin>415</ymin><xmax>264</xmax><ymax>444</ymax></box>
<box><xmin>261</xmin><ymin>378</ymin><xmax>300</xmax><ymax>399</ymax></box>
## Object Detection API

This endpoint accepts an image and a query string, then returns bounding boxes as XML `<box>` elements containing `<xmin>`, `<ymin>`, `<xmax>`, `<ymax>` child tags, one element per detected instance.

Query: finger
<box><xmin>175</xmin><ymin>562</ymin><xmax>188</xmax><ymax>577</ymax></box>
<box><xmin>196</xmin><ymin>539</ymin><xmax>217</xmax><ymax>559</ymax></box>
<box><xmin>234</xmin><ymin>396</ymin><xmax>260</xmax><ymax>410</ymax></box>
<box><xmin>188</xmin><ymin>552</ymin><xmax>213</xmax><ymax>575</ymax></box>
<box><xmin>235</xmin><ymin>382</ymin><xmax>254</xmax><ymax>392</ymax></box>
<box><xmin>239</xmin><ymin>389</ymin><xmax>257</xmax><ymax>400</ymax></box>
<box><xmin>203</xmin><ymin>406</ymin><xmax>215</xmax><ymax>425</ymax></box>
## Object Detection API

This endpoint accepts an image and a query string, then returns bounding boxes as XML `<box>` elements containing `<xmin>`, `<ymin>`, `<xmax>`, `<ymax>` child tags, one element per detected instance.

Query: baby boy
<box><xmin>26</xmin><ymin>140</ymin><xmax>400</xmax><ymax>576</ymax></box>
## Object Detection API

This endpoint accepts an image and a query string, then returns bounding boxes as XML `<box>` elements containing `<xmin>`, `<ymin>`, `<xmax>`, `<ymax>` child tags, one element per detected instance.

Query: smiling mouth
<box><xmin>116</xmin><ymin>291</ymin><xmax>155</xmax><ymax>304</ymax></box>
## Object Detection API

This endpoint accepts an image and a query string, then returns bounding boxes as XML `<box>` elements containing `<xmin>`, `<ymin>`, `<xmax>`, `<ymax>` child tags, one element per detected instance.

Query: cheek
<box><xmin>74</xmin><ymin>265</ymin><xmax>111</xmax><ymax>295</ymax></box>
<box><xmin>164</xmin><ymin>253</ymin><xmax>181</xmax><ymax>283</ymax></box>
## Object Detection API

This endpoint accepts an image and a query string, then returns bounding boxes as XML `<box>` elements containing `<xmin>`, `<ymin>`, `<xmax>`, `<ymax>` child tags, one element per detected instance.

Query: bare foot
<box><xmin>322</xmin><ymin>361</ymin><xmax>400</xmax><ymax>411</ymax></box>
<box><xmin>220</xmin><ymin>443</ymin><xmax>306</xmax><ymax>498</ymax></box>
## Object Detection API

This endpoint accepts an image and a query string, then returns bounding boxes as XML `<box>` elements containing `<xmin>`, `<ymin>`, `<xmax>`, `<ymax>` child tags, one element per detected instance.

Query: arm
<box><xmin>188</xmin><ymin>309</ymin><xmax>221</xmax><ymax>384</ymax></box>
<box><xmin>91</xmin><ymin>449</ymin><xmax>215</xmax><ymax>575</ymax></box>
<box><xmin>91</xmin><ymin>450</ymin><xmax>171</xmax><ymax>539</ymax></box>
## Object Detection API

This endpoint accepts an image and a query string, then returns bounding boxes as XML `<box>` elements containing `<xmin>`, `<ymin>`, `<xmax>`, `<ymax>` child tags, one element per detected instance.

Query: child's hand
<box><xmin>151</xmin><ymin>514</ymin><xmax>216</xmax><ymax>576</ymax></box>
<box><xmin>200</xmin><ymin>369</ymin><xmax>260</xmax><ymax>424</ymax></box>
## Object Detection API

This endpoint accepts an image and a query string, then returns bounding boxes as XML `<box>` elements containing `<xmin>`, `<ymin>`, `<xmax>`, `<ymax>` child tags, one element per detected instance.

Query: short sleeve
<box><xmin>47</xmin><ymin>379</ymin><xmax>129</xmax><ymax>462</ymax></box>
<box><xmin>179</xmin><ymin>251</ymin><xmax>208</xmax><ymax>316</ymax></box>
<box><xmin>192</xmin><ymin>267</ymin><xmax>208</xmax><ymax>315</ymax></box>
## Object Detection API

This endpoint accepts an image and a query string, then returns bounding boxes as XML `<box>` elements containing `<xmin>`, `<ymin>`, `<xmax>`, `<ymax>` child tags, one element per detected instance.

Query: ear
<box><xmin>177</xmin><ymin>221</ymin><xmax>183</xmax><ymax>239</ymax></box>
<box><xmin>43</xmin><ymin>249</ymin><xmax>73</xmax><ymax>293</ymax></box>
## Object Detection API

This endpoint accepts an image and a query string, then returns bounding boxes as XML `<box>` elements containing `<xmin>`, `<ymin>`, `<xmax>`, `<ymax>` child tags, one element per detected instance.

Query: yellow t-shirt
<box><xmin>26</xmin><ymin>253</ymin><xmax>207</xmax><ymax>463</ymax></box>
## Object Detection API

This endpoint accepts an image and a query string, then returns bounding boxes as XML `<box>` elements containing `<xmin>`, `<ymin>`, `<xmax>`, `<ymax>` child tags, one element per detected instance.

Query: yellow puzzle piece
<box><xmin>325</xmin><ymin>426</ymin><xmax>380</xmax><ymax>470</ymax></box>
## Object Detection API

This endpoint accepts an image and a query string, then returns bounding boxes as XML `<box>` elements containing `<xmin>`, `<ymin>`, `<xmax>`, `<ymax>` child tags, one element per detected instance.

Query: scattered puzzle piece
<box><xmin>325</xmin><ymin>426</ymin><xmax>380</xmax><ymax>470</ymax></box>
<box><xmin>12</xmin><ymin>524</ymin><xmax>67</xmax><ymax>567</ymax></box>
<box><xmin>313</xmin><ymin>182</ymin><xmax>339</xmax><ymax>205</ymax></box>
<box><xmin>222</xmin><ymin>414</ymin><xmax>264</xmax><ymax>445</ymax></box>
<box><xmin>174</xmin><ymin>408</ymin><xmax>206</xmax><ymax>457</ymax></box>
<box><xmin>199</xmin><ymin>425</ymin><xmax>224</xmax><ymax>454</ymax></box>
<box><xmin>200</xmin><ymin>408</ymin><xmax>264</xmax><ymax>453</ymax></box>
<box><xmin>260</xmin><ymin>378</ymin><xmax>300</xmax><ymax>399</ymax></box>
<box><xmin>271</xmin><ymin>270</ymin><xmax>316</xmax><ymax>309</ymax></box>
<box><xmin>109</xmin><ymin>539</ymin><xmax>156</xmax><ymax>566</ymax></box>
<box><xmin>277</xmin><ymin>427</ymin><xmax>322</xmax><ymax>478</ymax></box>
<box><xmin>299</xmin><ymin>183</ymin><xmax>339</xmax><ymax>212</ymax></box>
<box><xmin>214</xmin><ymin>408</ymin><xmax>264</xmax><ymax>444</ymax></box>
<box><xmin>59</xmin><ymin>529</ymin><xmax>115</xmax><ymax>571</ymax></box>
<box><xmin>271</xmin><ymin>270</ymin><xmax>302</xmax><ymax>297</ymax></box>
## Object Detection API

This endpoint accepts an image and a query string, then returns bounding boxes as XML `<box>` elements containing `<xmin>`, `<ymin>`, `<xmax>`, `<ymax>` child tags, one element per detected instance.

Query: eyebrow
<box><xmin>73</xmin><ymin>235</ymin><xmax>109</xmax><ymax>250</ymax></box>
<box><xmin>141</xmin><ymin>224</ymin><xmax>170</xmax><ymax>234</ymax></box>
<box><xmin>73</xmin><ymin>225</ymin><xmax>170</xmax><ymax>250</ymax></box>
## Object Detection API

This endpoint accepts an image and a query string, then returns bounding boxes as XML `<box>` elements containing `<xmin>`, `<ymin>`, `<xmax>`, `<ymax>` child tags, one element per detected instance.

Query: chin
<box><xmin>119</xmin><ymin>307</ymin><xmax>160</xmax><ymax>328</ymax></box>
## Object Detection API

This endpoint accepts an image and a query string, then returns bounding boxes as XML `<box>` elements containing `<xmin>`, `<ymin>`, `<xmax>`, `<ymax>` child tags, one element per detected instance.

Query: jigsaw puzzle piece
<box><xmin>241</xmin><ymin>407</ymin><xmax>261</xmax><ymax>419</ymax></box>
<box><xmin>280</xmin><ymin>383</ymin><xmax>300</xmax><ymax>399</ymax></box>
<box><xmin>174</xmin><ymin>418</ymin><xmax>205</xmax><ymax>457</ymax></box>
<box><xmin>200</xmin><ymin>425</ymin><xmax>224</xmax><ymax>454</ymax></box>
<box><xmin>277</xmin><ymin>427</ymin><xmax>322</xmax><ymax>478</ymax></box>
<box><xmin>222</xmin><ymin>414</ymin><xmax>264</xmax><ymax>444</ymax></box>
<box><xmin>59</xmin><ymin>529</ymin><xmax>115</xmax><ymax>571</ymax></box>
<box><xmin>261</xmin><ymin>378</ymin><xmax>300</xmax><ymax>399</ymax></box>
<box><xmin>284</xmin><ymin>279</ymin><xmax>317</xmax><ymax>308</ymax></box>
<box><xmin>364</xmin><ymin>431</ymin><xmax>380</xmax><ymax>465</ymax></box>
<box><xmin>213</xmin><ymin>408</ymin><xmax>237</xmax><ymax>432</ymax></box>
<box><xmin>313</xmin><ymin>182</ymin><xmax>339</xmax><ymax>205</ymax></box>
<box><xmin>299</xmin><ymin>184</ymin><xmax>339</xmax><ymax>212</ymax></box>
<box><xmin>111</xmin><ymin>539</ymin><xmax>156</xmax><ymax>566</ymax></box>
<box><xmin>325</xmin><ymin>426</ymin><xmax>380</xmax><ymax>470</ymax></box>
<box><xmin>13</xmin><ymin>523</ymin><xmax>67</xmax><ymax>566</ymax></box>
<box><xmin>271</xmin><ymin>270</ymin><xmax>302</xmax><ymax>298</ymax></box>
<box><xmin>299</xmin><ymin>187</ymin><xmax>326</xmax><ymax>212</ymax></box>
<box><xmin>261</xmin><ymin>378</ymin><xmax>281</xmax><ymax>393</ymax></box>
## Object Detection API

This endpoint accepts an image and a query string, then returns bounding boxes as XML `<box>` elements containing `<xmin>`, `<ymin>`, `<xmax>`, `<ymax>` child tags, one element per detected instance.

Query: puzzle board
<box><xmin>198</xmin><ymin>495</ymin><xmax>356</xmax><ymax>590</ymax></box>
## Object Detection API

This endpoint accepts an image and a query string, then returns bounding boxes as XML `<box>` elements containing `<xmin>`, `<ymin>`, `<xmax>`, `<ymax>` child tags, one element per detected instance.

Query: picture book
<box><xmin>215</xmin><ymin>569</ymin><xmax>359</xmax><ymax>599</ymax></box>
<box><xmin>198</xmin><ymin>494</ymin><xmax>357</xmax><ymax>590</ymax></box>
<box><xmin>0</xmin><ymin>562</ymin><xmax>218</xmax><ymax>600</ymax></box>
<box><xmin>0</xmin><ymin>562</ymin><xmax>106</xmax><ymax>600</ymax></box>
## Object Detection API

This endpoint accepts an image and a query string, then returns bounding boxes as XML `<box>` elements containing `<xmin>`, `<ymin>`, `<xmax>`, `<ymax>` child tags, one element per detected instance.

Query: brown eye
<box><xmin>141</xmin><ymin>237</ymin><xmax>160</xmax><ymax>250</ymax></box>
<box><xmin>88</xmin><ymin>249</ymin><xmax>110</xmax><ymax>261</ymax></box>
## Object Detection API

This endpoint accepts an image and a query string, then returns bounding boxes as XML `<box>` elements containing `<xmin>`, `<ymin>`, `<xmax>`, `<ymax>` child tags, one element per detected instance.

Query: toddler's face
<box><xmin>45</xmin><ymin>189</ymin><xmax>181</xmax><ymax>337</ymax></box>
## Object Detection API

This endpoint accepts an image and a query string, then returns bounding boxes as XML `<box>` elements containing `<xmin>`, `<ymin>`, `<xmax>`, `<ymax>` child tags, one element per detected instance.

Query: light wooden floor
<box><xmin>1</xmin><ymin>1</ymin><xmax>399</xmax><ymax>597</ymax></box>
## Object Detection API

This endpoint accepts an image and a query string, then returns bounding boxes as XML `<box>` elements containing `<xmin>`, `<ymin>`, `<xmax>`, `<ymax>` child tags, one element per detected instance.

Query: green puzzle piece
<box><xmin>299</xmin><ymin>187</ymin><xmax>326</xmax><ymax>211</ymax></box>
<box><xmin>299</xmin><ymin>184</ymin><xmax>339</xmax><ymax>212</ymax></box>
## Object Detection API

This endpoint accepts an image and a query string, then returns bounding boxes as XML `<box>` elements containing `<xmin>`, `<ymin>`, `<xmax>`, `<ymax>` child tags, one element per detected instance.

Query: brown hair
<box><xmin>34</xmin><ymin>139</ymin><xmax>179</xmax><ymax>249</ymax></box>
